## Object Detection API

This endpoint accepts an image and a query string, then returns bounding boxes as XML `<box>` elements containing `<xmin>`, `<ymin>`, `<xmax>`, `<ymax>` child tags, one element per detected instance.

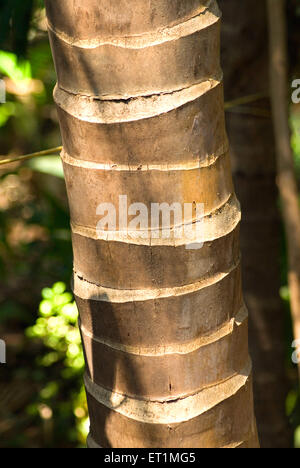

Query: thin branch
<box><xmin>224</xmin><ymin>92</ymin><xmax>269</xmax><ymax>109</ymax></box>
<box><xmin>226</xmin><ymin>106</ymin><xmax>271</xmax><ymax>118</ymax></box>
<box><xmin>0</xmin><ymin>147</ymin><xmax>62</xmax><ymax>166</ymax></box>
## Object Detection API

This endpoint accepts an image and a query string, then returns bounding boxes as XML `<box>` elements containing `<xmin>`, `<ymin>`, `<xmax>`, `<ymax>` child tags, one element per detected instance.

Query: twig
<box><xmin>0</xmin><ymin>146</ymin><xmax>62</xmax><ymax>166</ymax></box>
<box><xmin>224</xmin><ymin>92</ymin><xmax>269</xmax><ymax>109</ymax></box>
<box><xmin>226</xmin><ymin>106</ymin><xmax>271</xmax><ymax>118</ymax></box>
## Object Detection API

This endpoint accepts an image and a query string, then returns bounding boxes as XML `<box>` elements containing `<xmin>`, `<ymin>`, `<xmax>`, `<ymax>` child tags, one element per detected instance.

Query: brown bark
<box><xmin>46</xmin><ymin>0</ymin><xmax>258</xmax><ymax>448</ymax></box>
<box><xmin>219</xmin><ymin>0</ymin><xmax>291</xmax><ymax>448</ymax></box>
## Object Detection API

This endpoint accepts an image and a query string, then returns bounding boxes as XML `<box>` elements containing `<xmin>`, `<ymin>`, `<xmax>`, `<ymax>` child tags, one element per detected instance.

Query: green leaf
<box><xmin>295</xmin><ymin>426</ymin><xmax>300</xmax><ymax>448</ymax></box>
<box><xmin>28</xmin><ymin>156</ymin><xmax>64</xmax><ymax>179</ymax></box>
<box><xmin>52</xmin><ymin>282</ymin><xmax>67</xmax><ymax>295</ymax></box>
<box><xmin>0</xmin><ymin>50</ymin><xmax>31</xmax><ymax>81</ymax></box>
<box><xmin>0</xmin><ymin>101</ymin><xmax>15</xmax><ymax>127</ymax></box>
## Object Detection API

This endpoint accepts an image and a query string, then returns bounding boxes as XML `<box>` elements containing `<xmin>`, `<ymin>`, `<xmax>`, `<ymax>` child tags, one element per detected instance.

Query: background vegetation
<box><xmin>0</xmin><ymin>0</ymin><xmax>299</xmax><ymax>448</ymax></box>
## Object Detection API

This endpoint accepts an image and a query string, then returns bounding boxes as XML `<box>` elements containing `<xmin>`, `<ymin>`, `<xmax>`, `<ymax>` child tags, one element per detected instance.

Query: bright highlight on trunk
<box><xmin>45</xmin><ymin>0</ymin><xmax>259</xmax><ymax>448</ymax></box>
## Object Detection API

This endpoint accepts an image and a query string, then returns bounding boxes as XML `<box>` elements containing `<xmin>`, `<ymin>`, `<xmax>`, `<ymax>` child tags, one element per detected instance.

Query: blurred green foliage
<box><xmin>0</xmin><ymin>50</ymin><xmax>32</xmax><ymax>127</ymax></box>
<box><xmin>0</xmin><ymin>50</ymin><xmax>32</xmax><ymax>81</ymax></box>
<box><xmin>291</xmin><ymin>112</ymin><xmax>300</xmax><ymax>178</ymax></box>
<box><xmin>26</xmin><ymin>283</ymin><xmax>88</xmax><ymax>447</ymax></box>
<box><xmin>0</xmin><ymin>0</ymin><xmax>77</xmax><ymax>448</ymax></box>
<box><xmin>28</xmin><ymin>156</ymin><xmax>64</xmax><ymax>179</ymax></box>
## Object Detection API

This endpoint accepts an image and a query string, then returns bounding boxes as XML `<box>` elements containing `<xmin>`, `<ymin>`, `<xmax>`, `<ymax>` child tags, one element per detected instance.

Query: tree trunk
<box><xmin>268</xmin><ymin>0</ymin><xmax>300</xmax><ymax>382</ymax></box>
<box><xmin>46</xmin><ymin>0</ymin><xmax>259</xmax><ymax>448</ymax></box>
<box><xmin>219</xmin><ymin>0</ymin><xmax>291</xmax><ymax>448</ymax></box>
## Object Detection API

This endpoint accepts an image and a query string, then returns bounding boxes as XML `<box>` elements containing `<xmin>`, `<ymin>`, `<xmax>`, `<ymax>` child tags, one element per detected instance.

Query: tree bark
<box><xmin>219</xmin><ymin>0</ymin><xmax>291</xmax><ymax>448</ymax></box>
<box><xmin>46</xmin><ymin>0</ymin><xmax>258</xmax><ymax>448</ymax></box>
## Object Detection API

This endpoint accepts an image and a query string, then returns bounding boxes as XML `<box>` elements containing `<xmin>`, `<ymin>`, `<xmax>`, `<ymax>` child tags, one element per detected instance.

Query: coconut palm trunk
<box><xmin>45</xmin><ymin>0</ymin><xmax>258</xmax><ymax>448</ymax></box>
<box><xmin>219</xmin><ymin>0</ymin><xmax>291</xmax><ymax>448</ymax></box>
